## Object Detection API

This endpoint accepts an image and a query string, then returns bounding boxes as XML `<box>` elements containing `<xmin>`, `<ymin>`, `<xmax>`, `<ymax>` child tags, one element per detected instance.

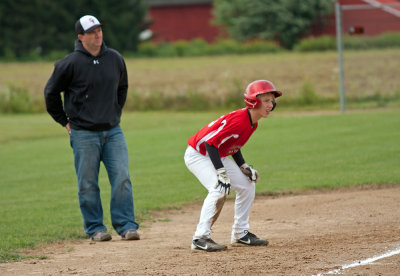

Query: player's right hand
<box><xmin>215</xmin><ymin>168</ymin><xmax>230</xmax><ymax>195</ymax></box>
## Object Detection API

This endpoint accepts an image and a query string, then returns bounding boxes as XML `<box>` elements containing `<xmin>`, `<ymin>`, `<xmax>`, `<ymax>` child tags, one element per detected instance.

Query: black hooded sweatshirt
<box><xmin>44</xmin><ymin>39</ymin><xmax>128</xmax><ymax>131</ymax></box>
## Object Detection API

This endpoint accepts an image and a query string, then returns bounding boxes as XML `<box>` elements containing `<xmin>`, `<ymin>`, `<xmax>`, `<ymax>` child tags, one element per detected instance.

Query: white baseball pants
<box><xmin>184</xmin><ymin>146</ymin><xmax>255</xmax><ymax>240</ymax></box>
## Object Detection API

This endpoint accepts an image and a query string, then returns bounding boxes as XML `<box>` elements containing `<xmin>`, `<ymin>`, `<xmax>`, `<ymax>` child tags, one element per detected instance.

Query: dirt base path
<box><xmin>1</xmin><ymin>186</ymin><xmax>400</xmax><ymax>275</ymax></box>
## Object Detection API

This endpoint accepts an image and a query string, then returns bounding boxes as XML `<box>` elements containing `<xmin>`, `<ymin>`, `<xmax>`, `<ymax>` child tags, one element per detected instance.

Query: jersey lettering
<box><xmin>188</xmin><ymin>109</ymin><xmax>257</xmax><ymax>157</ymax></box>
<box><xmin>196</xmin><ymin>120</ymin><xmax>226</xmax><ymax>151</ymax></box>
<box><xmin>217</xmin><ymin>134</ymin><xmax>239</xmax><ymax>148</ymax></box>
<box><xmin>208</xmin><ymin>115</ymin><xmax>224</xmax><ymax>127</ymax></box>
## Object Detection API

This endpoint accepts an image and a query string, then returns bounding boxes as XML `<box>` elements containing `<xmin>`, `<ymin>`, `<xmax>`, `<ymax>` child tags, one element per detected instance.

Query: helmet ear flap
<box><xmin>252</xmin><ymin>97</ymin><xmax>262</xmax><ymax>109</ymax></box>
<box><xmin>271</xmin><ymin>100</ymin><xmax>277</xmax><ymax>111</ymax></box>
<box><xmin>244</xmin><ymin>97</ymin><xmax>260</xmax><ymax>109</ymax></box>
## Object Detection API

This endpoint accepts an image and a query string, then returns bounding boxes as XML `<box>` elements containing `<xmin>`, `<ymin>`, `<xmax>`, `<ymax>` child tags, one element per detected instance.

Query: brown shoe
<box><xmin>123</xmin><ymin>229</ymin><xmax>140</xmax><ymax>240</ymax></box>
<box><xmin>91</xmin><ymin>230</ymin><xmax>112</xmax><ymax>242</ymax></box>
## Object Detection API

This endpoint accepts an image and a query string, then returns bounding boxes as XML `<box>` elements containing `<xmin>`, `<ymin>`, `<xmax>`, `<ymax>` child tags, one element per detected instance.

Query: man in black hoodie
<box><xmin>44</xmin><ymin>15</ymin><xmax>140</xmax><ymax>242</ymax></box>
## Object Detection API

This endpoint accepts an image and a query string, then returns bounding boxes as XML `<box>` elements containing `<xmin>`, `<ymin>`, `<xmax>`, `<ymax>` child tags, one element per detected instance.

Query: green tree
<box><xmin>213</xmin><ymin>0</ymin><xmax>333</xmax><ymax>49</ymax></box>
<box><xmin>0</xmin><ymin>0</ymin><xmax>73</xmax><ymax>58</ymax></box>
<box><xmin>75</xmin><ymin>0</ymin><xmax>148</xmax><ymax>53</ymax></box>
<box><xmin>0</xmin><ymin>0</ymin><xmax>148</xmax><ymax>59</ymax></box>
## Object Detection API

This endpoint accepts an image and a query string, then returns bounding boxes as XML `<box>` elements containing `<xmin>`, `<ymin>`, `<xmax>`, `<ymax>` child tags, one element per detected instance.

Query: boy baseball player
<box><xmin>184</xmin><ymin>80</ymin><xmax>282</xmax><ymax>252</ymax></box>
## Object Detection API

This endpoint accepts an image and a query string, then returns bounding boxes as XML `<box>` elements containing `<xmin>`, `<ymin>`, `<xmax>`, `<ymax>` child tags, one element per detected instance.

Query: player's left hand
<box><xmin>240</xmin><ymin>163</ymin><xmax>259</xmax><ymax>183</ymax></box>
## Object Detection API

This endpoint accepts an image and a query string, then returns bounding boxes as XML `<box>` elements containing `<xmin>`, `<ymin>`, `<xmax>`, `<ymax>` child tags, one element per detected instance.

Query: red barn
<box><xmin>316</xmin><ymin>0</ymin><xmax>400</xmax><ymax>36</ymax></box>
<box><xmin>146</xmin><ymin>0</ymin><xmax>400</xmax><ymax>43</ymax></box>
<box><xmin>147</xmin><ymin>0</ymin><xmax>222</xmax><ymax>42</ymax></box>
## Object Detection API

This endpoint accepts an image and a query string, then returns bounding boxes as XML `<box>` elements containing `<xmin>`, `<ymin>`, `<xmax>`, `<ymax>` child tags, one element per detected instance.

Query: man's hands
<box><xmin>215</xmin><ymin>168</ymin><xmax>230</xmax><ymax>195</ymax></box>
<box><xmin>240</xmin><ymin>163</ymin><xmax>259</xmax><ymax>182</ymax></box>
<box><xmin>65</xmin><ymin>123</ymin><xmax>71</xmax><ymax>134</ymax></box>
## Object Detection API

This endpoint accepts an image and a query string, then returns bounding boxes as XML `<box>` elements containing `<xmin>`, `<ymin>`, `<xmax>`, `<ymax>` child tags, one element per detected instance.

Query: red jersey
<box><xmin>188</xmin><ymin>108</ymin><xmax>258</xmax><ymax>157</ymax></box>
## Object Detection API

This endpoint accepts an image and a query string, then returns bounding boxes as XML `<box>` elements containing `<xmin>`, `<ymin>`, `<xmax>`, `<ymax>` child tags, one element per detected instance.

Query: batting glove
<box><xmin>240</xmin><ymin>163</ymin><xmax>259</xmax><ymax>182</ymax></box>
<box><xmin>215</xmin><ymin>168</ymin><xmax>231</xmax><ymax>195</ymax></box>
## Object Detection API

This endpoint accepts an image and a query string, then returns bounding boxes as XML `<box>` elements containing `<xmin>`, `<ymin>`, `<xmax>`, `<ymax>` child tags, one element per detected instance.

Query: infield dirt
<box><xmin>1</xmin><ymin>185</ymin><xmax>399</xmax><ymax>275</ymax></box>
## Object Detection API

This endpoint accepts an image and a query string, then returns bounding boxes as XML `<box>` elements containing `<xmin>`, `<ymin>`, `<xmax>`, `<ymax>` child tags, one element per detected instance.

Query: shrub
<box><xmin>295</xmin><ymin>36</ymin><xmax>336</xmax><ymax>52</ymax></box>
<box><xmin>0</xmin><ymin>85</ymin><xmax>32</xmax><ymax>113</ymax></box>
<box><xmin>172</xmin><ymin>40</ymin><xmax>190</xmax><ymax>57</ymax></box>
<box><xmin>240</xmin><ymin>40</ymin><xmax>281</xmax><ymax>54</ymax></box>
<box><xmin>297</xmin><ymin>82</ymin><xmax>319</xmax><ymax>105</ymax></box>
<box><xmin>208</xmin><ymin>39</ymin><xmax>241</xmax><ymax>55</ymax></box>
<box><xmin>295</xmin><ymin>32</ymin><xmax>400</xmax><ymax>52</ymax></box>
<box><xmin>155</xmin><ymin>42</ymin><xmax>178</xmax><ymax>57</ymax></box>
<box><xmin>137</xmin><ymin>42</ymin><xmax>158</xmax><ymax>57</ymax></box>
<box><xmin>134</xmin><ymin>38</ymin><xmax>282</xmax><ymax>58</ymax></box>
<box><xmin>185</xmin><ymin>39</ymin><xmax>210</xmax><ymax>56</ymax></box>
<box><xmin>343</xmin><ymin>35</ymin><xmax>370</xmax><ymax>50</ymax></box>
<box><xmin>374</xmin><ymin>32</ymin><xmax>400</xmax><ymax>48</ymax></box>
<box><xmin>344</xmin><ymin>32</ymin><xmax>400</xmax><ymax>50</ymax></box>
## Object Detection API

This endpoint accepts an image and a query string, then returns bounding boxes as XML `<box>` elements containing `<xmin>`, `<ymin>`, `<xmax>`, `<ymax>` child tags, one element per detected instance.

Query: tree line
<box><xmin>0</xmin><ymin>0</ymin><xmax>332</xmax><ymax>60</ymax></box>
<box><xmin>0</xmin><ymin>0</ymin><xmax>148</xmax><ymax>59</ymax></box>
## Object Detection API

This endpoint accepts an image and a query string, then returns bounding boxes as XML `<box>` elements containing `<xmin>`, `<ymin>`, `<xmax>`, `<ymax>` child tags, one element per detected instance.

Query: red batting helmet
<box><xmin>244</xmin><ymin>80</ymin><xmax>282</xmax><ymax>109</ymax></box>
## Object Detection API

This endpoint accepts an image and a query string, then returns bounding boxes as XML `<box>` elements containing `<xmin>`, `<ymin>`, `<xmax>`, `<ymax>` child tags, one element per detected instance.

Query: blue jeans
<box><xmin>70</xmin><ymin>125</ymin><xmax>139</xmax><ymax>237</ymax></box>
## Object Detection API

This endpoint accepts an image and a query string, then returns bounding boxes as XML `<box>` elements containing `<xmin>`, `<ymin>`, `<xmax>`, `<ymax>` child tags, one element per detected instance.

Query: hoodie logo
<box><xmin>93</xmin><ymin>59</ymin><xmax>99</xmax><ymax>64</ymax></box>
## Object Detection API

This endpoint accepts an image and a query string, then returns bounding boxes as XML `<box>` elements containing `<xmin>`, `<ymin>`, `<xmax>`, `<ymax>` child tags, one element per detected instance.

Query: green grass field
<box><xmin>1</xmin><ymin>109</ymin><xmax>399</xmax><ymax>262</ymax></box>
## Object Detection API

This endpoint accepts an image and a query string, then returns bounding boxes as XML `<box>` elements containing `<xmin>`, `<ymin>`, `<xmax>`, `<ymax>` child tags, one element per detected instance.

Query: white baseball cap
<box><xmin>75</xmin><ymin>15</ymin><xmax>103</xmax><ymax>34</ymax></box>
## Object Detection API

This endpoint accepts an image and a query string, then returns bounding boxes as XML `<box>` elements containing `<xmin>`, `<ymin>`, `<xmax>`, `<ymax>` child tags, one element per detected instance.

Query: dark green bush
<box><xmin>134</xmin><ymin>38</ymin><xmax>282</xmax><ymax>58</ymax></box>
<box><xmin>344</xmin><ymin>32</ymin><xmax>400</xmax><ymax>49</ymax></box>
<box><xmin>156</xmin><ymin>42</ymin><xmax>179</xmax><ymax>57</ymax></box>
<box><xmin>295</xmin><ymin>32</ymin><xmax>400</xmax><ymax>52</ymax></box>
<box><xmin>185</xmin><ymin>39</ymin><xmax>210</xmax><ymax>56</ymax></box>
<box><xmin>207</xmin><ymin>39</ymin><xmax>241</xmax><ymax>55</ymax></box>
<box><xmin>294</xmin><ymin>36</ymin><xmax>336</xmax><ymax>52</ymax></box>
<box><xmin>374</xmin><ymin>32</ymin><xmax>400</xmax><ymax>47</ymax></box>
<box><xmin>136</xmin><ymin>42</ymin><xmax>158</xmax><ymax>57</ymax></box>
<box><xmin>173</xmin><ymin>40</ymin><xmax>190</xmax><ymax>57</ymax></box>
<box><xmin>240</xmin><ymin>40</ymin><xmax>281</xmax><ymax>54</ymax></box>
<box><xmin>2</xmin><ymin>32</ymin><xmax>400</xmax><ymax>61</ymax></box>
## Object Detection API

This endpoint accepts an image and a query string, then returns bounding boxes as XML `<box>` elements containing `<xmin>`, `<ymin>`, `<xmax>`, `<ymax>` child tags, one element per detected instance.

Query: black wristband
<box><xmin>232</xmin><ymin>150</ymin><xmax>245</xmax><ymax>167</ymax></box>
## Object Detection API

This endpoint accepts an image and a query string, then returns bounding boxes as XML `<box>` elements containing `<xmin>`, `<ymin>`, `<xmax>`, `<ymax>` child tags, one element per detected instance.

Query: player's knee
<box><xmin>235</xmin><ymin>182</ymin><xmax>255</xmax><ymax>197</ymax></box>
<box><xmin>211</xmin><ymin>194</ymin><xmax>226</xmax><ymax>226</ymax></box>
